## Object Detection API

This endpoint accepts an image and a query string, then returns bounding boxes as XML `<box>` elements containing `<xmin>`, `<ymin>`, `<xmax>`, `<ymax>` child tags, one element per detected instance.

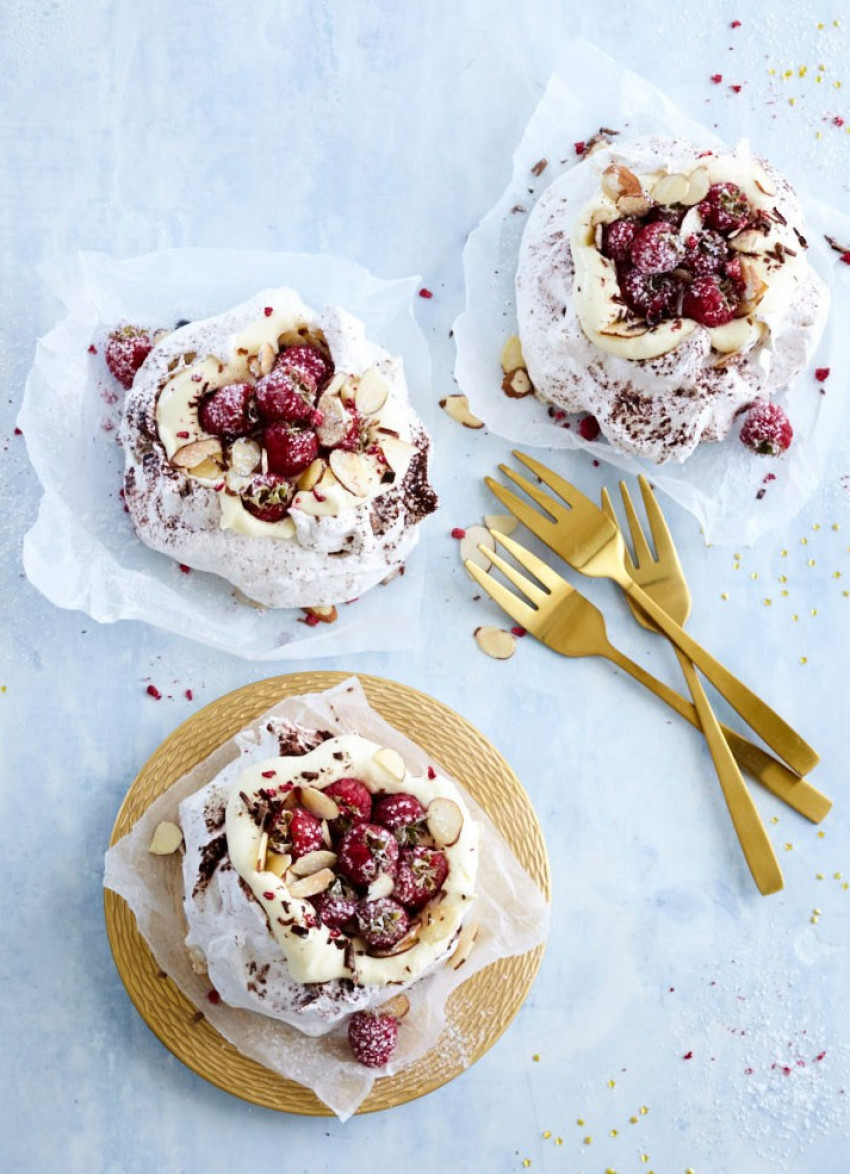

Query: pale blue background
<box><xmin>2</xmin><ymin>2</ymin><xmax>850</xmax><ymax>1172</ymax></box>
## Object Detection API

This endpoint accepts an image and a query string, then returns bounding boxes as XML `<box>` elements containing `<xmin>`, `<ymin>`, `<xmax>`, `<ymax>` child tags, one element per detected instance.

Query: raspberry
<box><xmin>337</xmin><ymin>823</ymin><xmax>399</xmax><ymax>889</ymax></box>
<box><xmin>199</xmin><ymin>382</ymin><xmax>255</xmax><ymax>437</ymax></box>
<box><xmin>683</xmin><ymin>230</ymin><xmax>727</xmax><ymax>276</ymax></box>
<box><xmin>240</xmin><ymin>473</ymin><xmax>293</xmax><ymax>523</ymax></box>
<box><xmin>275</xmin><ymin>345</ymin><xmax>333</xmax><ymax>391</ymax></box>
<box><xmin>322</xmin><ymin>777</ymin><xmax>373</xmax><ymax>837</ymax></box>
<box><xmin>699</xmin><ymin>182</ymin><xmax>751</xmax><ymax>233</ymax></box>
<box><xmin>373</xmin><ymin>793</ymin><xmax>427</xmax><ymax>846</ymax></box>
<box><xmin>739</xmin><ymin>402</ymin><xmax>793</xmax><ymax>456</ymax></box>
<box><xmin>393</xmin><ymin>846</ymin><xmax>449</xmax><ymax>911</ymax></box>
<box><xmin>356</xmin><ymin>897</ymin><xmax>411</xmax><ymax>950</ymax></box>
<box><xmin>271</xmin><ymin>807</ymin><xmax>324</xmax><ymax>859</ymax></box>
<box><xmin>601</xmin><ymin>217</ymin><xmax>641</xmax><ymax>264</ymax></box>
<box><xmin>255</xmin><ymin>368</ymin><xmax>316</xmax><ymax>423</ymax></box>
<box><xmin>578</xmin><ymin>415</ymin><xmax>600</xmax><ymax>442</ymax></box>
<box><xmin>348</xmin><ymin>1011</ymin><xmax>399</xmax><ymax>1068</ymax></box>
<box><xmin>681</xmin><ymin>275</ymin><xmax>737</xmax><ymax>327</ymax></box>
<box><xmin>312</xmin><ymin>878</ymin><xmax>359</xmax><ymax>930</ymax></box>
<box><xmin>630</xmin><ymin>221</ymin><xmax>684</xmax><ymax>274</ymax></box>
<box><xmin>104</xmin><ymin>326</ymin><xmax>153</xmax><ymax>388</ymax></box>
<box><xmin>263</xmin><ymin>424</ymin><xmax>318</xmax><ymax>477</ymax></box>
<box><xmin>621</xmin><ymin>267</ymin><xmax>684</xmax><ymax>324</ymax></box>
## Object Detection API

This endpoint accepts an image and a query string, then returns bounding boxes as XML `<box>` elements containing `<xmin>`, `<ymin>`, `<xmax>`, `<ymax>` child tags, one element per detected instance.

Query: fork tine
<box><xmin>600</xmin><ymin>487</ymin><xmax>637</xmax><ymax>578</ymax></box>
<box><xmin>512</xmin><ymin>450</ymin><xmax>592</xmax><ymax>510</ymax></box>
<box><xmin>484</xmin><ymin>475</ymin><xmax>559</xmax><ymax>533</ymax></box>
<box><xmin>481</xmin><ymin>543</ymin><xmax>550</xmax><ymax>607</ymax></box>
<box><xmin>638</xmin><ymin>475</ymin><xmax>679</xmax><ymax>566</ymax></box>
<box><xmin>492</xmin><ymin>530</ymin><xmax>571</xmax><ymax>594</ymax></box>
<box><xmin>465</xmin><ymin>560</ymin><xmax>538</xmax><ymax>629</ymax></box>
<box><xmin>498</xmin><ymin>465</ymin><xmax>568</xmax><ymax>521</ymax></box>
<box><xmin>619</xmin><ymin>480</ymin><xmax>655</xmax><ymax>568</ymax></box>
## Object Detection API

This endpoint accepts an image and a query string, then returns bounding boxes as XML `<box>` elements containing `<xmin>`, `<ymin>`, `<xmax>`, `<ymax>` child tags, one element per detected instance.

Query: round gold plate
<box><xmin>104</xmin><ymin>671</ymin><xmax>550</xmax><ymax>1115</ymax></box>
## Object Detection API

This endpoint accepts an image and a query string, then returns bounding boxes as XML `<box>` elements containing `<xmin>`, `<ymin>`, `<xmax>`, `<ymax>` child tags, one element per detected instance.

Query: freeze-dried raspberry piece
<box><xmin>356</xmin><ymin>897</ymin><xmax>411</xmax><ymax>950</ymax></box>
<box><xmin>681</xmin><ymin>274</ymin><xmax>737</xmax><ymax>327</ymax></box>
<box><xmin>264</xmin><ymin>424</ymin><xmax>318</xmax><ymax>477</ymax></box>
<box><xmin>630</xmin><ymin>220</ymin><xmax>684</xmax><ymax>274</ymax></box>
<box><xmin>348</xmin><ymin>1011</ymin><xmax>399</xmax><ymax>1068</ymax></box>
<box><xmin>337</xmin><ymin>823</ymin><xmax>399</xmax><ymax>889</ymax></box>
<box><xmin>739</xmin><ymin>402</ymin><xmax>793</xmax><ymax>456</ymax></box>
<box><xmin>199</xmin><ymin>382</ymin><xmax>255</xmax><ymax>438</ymax></box>
<box><xmin>255</xmin><ymin>367</ymin><xmax>316</xmax><ymax>423</ymax></box>
<box><xmin>392</xmin><ymin>846</ymin><xmax>449</xmax><ymax>911</ymax></box>
<box><xmin>105</xmin><ymin>326</ymin><xmax>153</xmax><ymax>388</ymax></box>
<box><xmin>699</xmin><ymin>182</ymin><xmax>751</xmax><ymax>233</ymax></box>
<box><xmin>601</xmin><ymin>217</ymin><xmax>641</xmax><ymax>264</ymax></box>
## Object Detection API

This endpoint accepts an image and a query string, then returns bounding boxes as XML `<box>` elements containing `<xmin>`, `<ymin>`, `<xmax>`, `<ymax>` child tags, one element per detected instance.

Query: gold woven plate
<box><xmin>105</xmin><ymin>671</ymin><xmax>549</xmax><ymax>1115</ymax></box>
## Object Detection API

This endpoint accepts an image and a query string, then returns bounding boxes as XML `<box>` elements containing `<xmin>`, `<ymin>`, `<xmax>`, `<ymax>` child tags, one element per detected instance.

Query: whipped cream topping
<box><xmin>225</xmin><ymin>734</ymin><xmax>479</xmax><ymax>987</ymax></box>
<box><xmin>516</xmin><ymin>137</ymin><xmax>829</xmax><ymax>463</ymax></box>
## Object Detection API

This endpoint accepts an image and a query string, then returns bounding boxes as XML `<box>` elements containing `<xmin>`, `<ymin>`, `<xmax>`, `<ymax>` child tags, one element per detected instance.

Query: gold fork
<box><xmin>601</xmin><ymin>478</ymin><xmax>783</xmax><ymax>894</ymax></box>
<box><xmin>485</xmin><ymin>451</ymin><xmax>819</xmax><ymax>778</ymax></box>
<box><xmin>465</xmin><ymin>529</ymin><xmax>831</xmax><ymax>825</ymax></box>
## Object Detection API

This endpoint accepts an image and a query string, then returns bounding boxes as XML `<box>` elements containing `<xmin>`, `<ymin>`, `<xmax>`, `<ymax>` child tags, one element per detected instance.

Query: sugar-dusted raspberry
<box><xmin>255</xmin><ymin>367</ymin><xmax>316</xmax><ymax>423</ymax></box>
<box><xmin>312</xmin><ymin>877</ymin><xmax>359</xmax><ymax>930</ymax></box>
<box><xmin>348</xmin><ymin>1011</ymin><xmax>399</xmax><ymax>1068</ymax></box>
<box><xmin>601</xmin><ymin>217</ymin><xmax>641</xmax><ymax>265</ymax></box>
<box><xmin>199</xmin><ymin>382</ymin><xmax>255</xmax><ymax>438</ymax></box>
<box><xmin>682</xmin><ymin>229</ymin><xmax>727</xmax><ymax>276</ymax></box>
<box><xmin>645</xmin><ymin>204</ymin><xmax>687</xmax><ymax>229</ymax></box>
<box><xmin>105</xmin><ymin>326</ymin><xmax>153</xmax><ymax>388</ymax></box>
<box><xmin>264</xmin><ymin>424</ymin><xmax>318</xmax><ymax>477</ymax></box>
<box><xmin>337</xmin><ymin>823</ymin><xmax>399</xmax><ymax>889</ymax></box>
<box><xmin>621</xmin><ymin>267</ymin><xmax>684</xmax><ymax>324</ymax></box>
<box><xmin>276</xmin><ymin>345</ymin><xmax>334</xmax><ymax>392</ymax></box>
<box><xmin>272</xmin><ymin>807</ymin><xmax>325</xmax><ymax>859</ymax></box>
<box><xmin>323</xmin><ymin>777</ymin><xmax>373</xmax><ymax>838</ymax></box>
<box><xmin>630</xmin><ymin>220</ymin><xmax>684</xmax><ymax>275</ymax></box>
<box><xmin>240</xmin><ymin>473</ymin><xmax>293</xmax><ymax>523</ymax></box>
<box><xmin>739</xmin><ymin>401</ymin><xmax>793</xmax><ymax>456</ymax></box>
<box><xmin>393</xmin><ymin>846</ymin><xmax>449</xmax><ymax>911</ymax></box>
<box><xmin>681</xmin><ymin>274</ymin><xmax>737</xmax><ymax>327</ymax></box>
<box><xmin>722</xmin><ymin>255</ymin><xmax>746</xmax><ymax>298</ymax></box>
<box><xmin>356</xmin><ymin>897</ymin><xmax>411</xmax><ymax>950</ymax></box>
<box><xmin>699</xmin><ymin>182</ymin><xmax>751</xmax><ymax>233</ymax></box>
<box><xmin>372</xmin><ymin>792</ymin><xmax>426</xmax><ymax>846</ymax></box>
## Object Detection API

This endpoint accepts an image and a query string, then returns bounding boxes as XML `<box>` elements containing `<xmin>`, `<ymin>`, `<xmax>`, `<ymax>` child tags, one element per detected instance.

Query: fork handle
<box><xmin>675</xmin><ymin>648</ymin><xmax>783</xmax><ymax>894</ymax></box>
<box><xmin>621</xmin><ymin>578</ymin><xmax>819</xmax><ymax>776</ymax></box>
<box><xmin>605</xmin><ymin>646</ymin><xmax>831</xmax><ymax>823</ymax></box>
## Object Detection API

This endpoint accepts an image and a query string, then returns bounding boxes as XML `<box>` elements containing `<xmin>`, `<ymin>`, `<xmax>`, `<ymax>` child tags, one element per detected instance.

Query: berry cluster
<box><xmin>601</xmin><ymin>181</ymin><xmax>755</xmax><ymax>328</ymax></box>
<box><xmin>104</xmin><ymin>326</ymin><xmax>154</xmax><ymax>388</ymax></box>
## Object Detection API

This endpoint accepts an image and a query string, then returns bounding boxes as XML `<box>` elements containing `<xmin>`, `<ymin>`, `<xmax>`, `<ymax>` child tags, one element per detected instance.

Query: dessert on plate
<box><xmin>515</xmin><ymin>136</ymin><xmax>829</xmax><ymax>463</ymax></box>
<box><xmin>116</xmin><ymin>288</ymin><xmax>438</xmax><ymax>608</ymax></box>
<box><xmin>178</xmin><ymin>718</ymin><xmax>480</xmax><ymax>1060</ymax></box>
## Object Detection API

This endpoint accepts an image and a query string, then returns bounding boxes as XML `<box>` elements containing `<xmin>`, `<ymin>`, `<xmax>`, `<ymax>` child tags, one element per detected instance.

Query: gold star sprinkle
<box><xmin>630</xmin><ymin>1116</ymin><xmax>639</xmax><ymax>1124</ymax></box>
<box><xmin>640</xmin><ymin>1106</ymin><xmax>649</xmax><ymax>1115</ymax></box>
<box><xmin>816</xmin><ymin>873</ymin><xmax>825</xmax><ymax>880</ymax></box>
<box><xmin>834</xmin><ymin>872</ymin><xmax>843</xmax><ymax>880</ymax></box>
<box><xmin>779</xmin><ymin>575</ymin><xmax>788</xmax><ymax>583</ymax></box>
<box><xmin>801</xmin><ymin>537</ymin><xmax>809</xmax><ymax>545</ymax></box>
<box><xmin>610</xmin><ymin>1128</ymin><xmax>619</xmax><ymax>1137</ymax></box>
<box><xmin>811</xmin><ymin>608</ymin><xmax>818</xmax><ymax>616</ymax></box>
<box><xmin>771</xmin><ymin>816</ymin><xmax>780</xmax><ymax>824</ymax></box>
<box><xmin>818</xmin><ymin>830</ymin><xmax>826</xmax><ymax>839</ymax></box>
<box><xmin>721</xmin><ymin>592</ymin><xmax>729</xmax><ymax>600</ymax></box>
<box><xmin>577</xmin><ymin>1118</ymin><xmax>585</xmax><ymax>1126</ymax></box>
<box><xmin>522</xmin><ymin>1161</ymin><xmax>531</xmax><ymax>1169</ymax></box>
<box><xmin>555</xmin><ymin>1138</ymin><xmax>563</xmax><ymax>1146</ymax></box>
<box><xmin>833</xmin><ymin>572</ymin><xmax>842</xmax><ymax>579</ymax></box>
<box><xmin>808</xmin><ymin>559</ymin><xmax>816</xmax><ymax>567</ymax></box>
<box><xmin>750</xmin><ymin>572</ymin><xmax>759</xmax><ymax>580</ymax></box>
<box><xmin>800</xmin><ymin>657</ymin><xmax>808</xmax><ymax>665</ymax></box>
<box><xmin>764</xmin><ymin>599</ymin><xmax>773</xmax><ymax>607</ymax></box>
<box><xmin>542</xmin><ymin>1130</ymin><xmax>551</xmax><ymax>1139</ymax></box>
<box><xmin>607</xmin><ymin>1079</ymin><xmax>616</xmax><ymax>1088</ymax></box>
<box><xmin>812</xmin><ymin>522</ymin><xmax>821</xmax><ymax>530</ymax></box>
<box><xmin>781</xmin><ymin>549</ymin><xmax>789</xmax><ymax>556</ymax></box>
<box><xmin>532</xmin><ymin>1053</ymin><xmax>540</xmax><ymax>1062</ymax></box>
<box><xmin>785</xmin><ymin>842</ymin><xmax>794</xmax><ymax>851</ymax></box>
<box><xmin>583</xmin><ymin>1136</ymin><xmax>593</xmax><ymax>1145</ymax></box>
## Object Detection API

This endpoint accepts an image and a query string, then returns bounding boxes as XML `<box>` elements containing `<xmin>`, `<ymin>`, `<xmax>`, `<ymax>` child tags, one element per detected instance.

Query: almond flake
<box><xmin>682</xmin><ymin>167</ymin><xmax>710</xmax><ymax>206</ymax></box>
<box><xmin>379</xmin><ymin>435</ymin><xmax>415</xmax><ymax>477</ymax></box>
<box><xmin>258</xmin><ymin>341</ymin><xmax>276</xmax><ymax>375</ymax></box>
<box><xmin>370</xmin><ymin>922</ymin><xmax>421</xmax><ymax>957</ymax></box>
<box><xmin>372</xmin><ymin>746</ymin><xmax>406</xmax><ymax>782</ymax></box>
<box><xmin>328</xmin><ymin>450</ymin><xmax>377</xmax><ymax>498</ymax></box>
<box><xmin>502</xmin><ymin>368</ymin><xmax>533</xmax><ymax>398</ymax></box>
<box><xmin>171</xmin><ymin>439</ymin><xmax>223</xmax><ymax>470</ymax></box>
<box><xmin>426</xmin><ymin>797</ymin><xmax>464</xmax><ymax>847</ymax></box>
<box><xmin>460</xmin><ymin>525</ymin><xmax>495</xmax><ymax>575</ymax></box>
<box><xmin>304</xmin><ymin>604</ymin><xmax>338</xmax><ymax>624</ymax></box>
<box><xmin>264</xmin><ymin>851</ymin><xmax>292</xmax><ymax>878</ymax></box>
<box><xmin>448</xmin><ymin>921</ymin><xmax>479</xmax><ymax>970</ymax></box>
<box><xmin>316</xmin><ymin>394</ymin><xmax>351</xmax><ymax>447</ymax></box>
<box><xmin>367</xmin><ymin>873</ymin><xmax>396</xmax><ymax>900</ymax></box>
<box><xmin>439</xmin><ymin>394</ymin><xmax>485</xmax><ymax>429</ymax></box>
<box><xmin>483</xmin><ymin>513</ymin><xmax>518</xmax><ymax>536</ymax></box>
<box><xmin>289</xmin><ymin>849</ymin><xmax>338</xmax><ymax>877</ymax></box>
<box><xmin>255</xmin><ymin>829</ymin><xmax>269</xmax><ymax>872</ymax></box>
<box><xmin>148</xmin><ymin>821</ymin><xmax>183</xmax><ymax>855</ymax></box>
<box><xmin>651</xmin><ymin>172</ymin><xmax>689</xmax><ymax>205</ymax></box>
<box><xmin>297</xmin><ymin>458</ymin><xmax>326</xmax><ymax>491</ymax></box>
<box><xmin>616</xmin><ymin>194</ymin><xmax>653</xmax><ymax>217</ymax></box>
<box><xmin>474</xmin><ymin>625</ymin><xmax>517</xmax><ymax>660</ymax></box>
<box><xmin>300</xmin><ymin>786</ymin><xmax>340</xmax><ymax>820</ymax></box>
<box><xmin>229</xmin><ymin>437</ymin><xmax>262</xmax><ymax>475</ymax></box>
<box><xmin>287</xmin><ymin>868</ymin><xmax>335</xmax><ymax>899</ymax></box>
<box><xmin>354</xmin><ymin>367</ymin><xmax>389</xmax><ymax>415</ymax></box>
<box><xmin>500</xmin><ymin>334</ymin><xmax>526</xmax><ymax>373</ymax></box>
<box><xmin>601</xmin><ymin>162</ymin><xmax>643</xmax><ymax>201</ymax></box>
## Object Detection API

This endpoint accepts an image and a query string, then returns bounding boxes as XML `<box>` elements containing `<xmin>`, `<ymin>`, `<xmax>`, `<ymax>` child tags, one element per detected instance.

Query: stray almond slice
<box><xmin>287</xmin><ymin>868</ymin><xmax>335</xmax><ymax>899</ymax></box>
<box><xmin>378</xmin><ymin>993</ymin><xmax>411</xmax><ymax>1021</ymax></box>
<box><xmin>148</xmin><ymin>821</ymin><xmax>183</xmax><ymax>855</ymax></box>
<box><xmin>255</xmin><ymin>829</ymin><xmax>269</xmax><ymax>872</ymax></box>
<box><xmin>500</xmin><ymin>334</ymin><xmax>526</xmax><ymax>374</ymax></box>
<box><xmin>264</xmin><ymin>851</ymin><xmax>292</xmax><ymax>878</ymax></box>
<box><xmin>300</xmin><ymin>786</ymin><xmax>340</xmax><ymax>820</ymax></box>
<box><xmin>426</xmin><ymin>797</ymin><xmax>464</xmax><ymax>847</ymax></box>
<box><xmin>171</xmin><ymin>439</ymin><xmax>223</xmax><ymax>470</ymax></box>
<box><xmin>502</xmin><ymin>368</ymin><xmax>533</xmax><ymax>398</ymax></box>
<box><xmin>367</xmin><ymin>873</ymin><xmax>396</xmax><ymax>900</ymax></box>
<box><xmin>460</xmin><ymin>525</ymin><xmax>495</xmax><ymax>575</ymax></box>
<box><xmin>651</xmin><ymin>172</ymin><xmax>690</xmax><ymax>205</ymax></box>
<box><xmin>601</xmin><ymin>162</ymin><xmax>643</xmax><ymax>202</ymax></box>
<box><xmin>328</xmin><ymin>450</ymin><xmax>376</xmax><ymax>498</ymax></box>
<box><xmin>379</xmin><ymin>435</ymin><xmax>415</xmax><ymax>476</ymax></box>
<box><xmin>304</xmin><ymin>604</ymin><xmax>338</xmax><ymax>624</ymax></box>
<box><xmin>616</xmin><ymin>194</ymin><xmax>653</xmax><ymax>217</ymax></box>
<box><xmin>682</xmin><ymin>167</ymin><xmax>710</xmax><ymax>206</ymax></box>
<box><xmin>372</xmin><ymin>746</ymin><xmax>406</xmax><ymax>782</ymax></box>
<box><xmin>755</xmin><ymin>174</ymin><xmax>776</xmax><ymax>197</ymax></box>
<box><xmin>354</xmin><ymin>367</ymin><xmax>390</xmax><ymax>416</ymax></box>
<box><xmin>289</xmin><ymin>849</ymin><xmax>338</xmax><ymax>877</ymax></box>
<box><xmin>297</xmin><ymin>458</ymin><xmax>327</xmax><ymax>491</ymax></box>
<box><xmin>448</xmin><ymin>921</ymin><xmax>480</xmax><ymax>971</ymax></box>
<box><xmin>484</xmin><ymin>513</ymin><xmax>517</xmax><ymax>536</ymax></box>
<box><xmin>440</xmin><ymin>393</ymin><xmax>484</xmax><ymax>429</ymax></box>
<box><xmin>369</xmin><ymin>921</ymin><xmax>421</xmax><ymax>957</ymax></box>
<box><xmin>474</xmin><ymin>626</ymin><xmax>517</xmax><ymax>660</ymax></box>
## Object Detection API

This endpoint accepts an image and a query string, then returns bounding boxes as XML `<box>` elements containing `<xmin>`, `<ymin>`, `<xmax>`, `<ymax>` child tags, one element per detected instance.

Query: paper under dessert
<box><xmin>515</xmin><ymin>135</ymin><xmax>829</xmax><ymax>464</ymax></box>
<box><xmin>117</xmin><ymin>287</ymin><xmax>438</xmax><ymax>608</ymax></box>
<box><xmin>103</xmin><ymin>677</ymin><xmax>549</xmax><ymax>1119</ymax></box>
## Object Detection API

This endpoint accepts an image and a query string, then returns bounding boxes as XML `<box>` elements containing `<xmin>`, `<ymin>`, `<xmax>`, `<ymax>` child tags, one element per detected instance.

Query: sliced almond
<box><xmin>367</xmin><ymin>873</ymin><xmax>396</xmax><ymax>900</ymax></box>
<box><xmin>264</xmin><ymin>851</ymin><xmax>292</xmax><ymax>878</ymax></box>
<box><xmin>598</xmin><ymin>322</ymin><xmax>649</xmax><ymax>339</ymax></box>
<box><xmin>354</xmin><ymin>367</ymin><xmax>389</xmax><ymax>415</ymax></box>
<box><xmin>315</xmin><ymin>393</ymin><xmax>351</xmax><ymax>447</ymax></box>
<box><xmin>682</xmin><ymin>167</ymin><xmax>710</xmax><ymax>206</ymax></box>
<box><xmin>426</xmin><ymin>797</ymin><xmax>464</xmax><ymax>847</ymax></box>
<box><xmin>448</xmin><ymin>921</ymin><xmax>480</xmax><ymax>971</ymax></box>
<box><xmin>651</xmin><ymin>172</ymin><xmax>689</xmax><ymax>205</ymax></box>
<box><xmin>440</xmin><ymin>393</ymin><xmax>485</xmax><ymax>429</ymax></box>
<box><xmin>678</xmin><ymin>205</ymin><xmax>704</xmax><ymax>240</ymax></box>
<box><xmin>460</xmin><ymin>524</ymin><xmax>495</xmax><ymax>575</ymax></box>
<box><xmin>484</xmin><ymin>513</ymin><xmax>517</xmax><ymax>536</ymax></box>
<box><xmin>300</xmin><ymin>786</ymin><xmax>340</xmax><ymax>820</ymax></box>
<box><xmin>379</xmin><ymin>435</ymin><xmax>415</xmax><ymax>476</ymax></box>
<box><xmin>474</xmin><ymin>625</ymin><xmax>517</xmax><ymax>660</ymax></box>
<box><xmin>148</xmin><ymin>821</ymin><xmax>183</xmax><ymax>855</ymax></box>
<box><xmin>735</xmin><ymin>260</ymin><xmax>769</xmax><ymax>315</ymax></box>
<box><xmin>616</xmin><ymin>194</ymin><xmax>653</xmax><ymax>217</ymax></box>
<box><xmin>500</xmin><ymin>334</ymin><xmax>526</xmax><ymax>374</ymax></box>
<box><xmin>755</xmin><ymin>173</ymin><xmax>776</xmax><ymax>197</ymax></box>
<box><xmin>328</xmin><ymin>450</ymin><xmax>376</xmax><ymax>498</ymax></box>
<box><xmin>369</xmin><ymin>922</ymin><xmax>421</xmax><ymax>957</ymax></box>
<box><xmin>258</xmin><ymin>340</ymin><xmax>277</xmax><ymax>375</ymax></box>
<box><xmin>255</xmin><ymin>829</ymin><xmax>269</xmax><ymax>872</ymax></box>
<box><xmin>601</xmin><ymin>162</ymin><xmax>643</xmax><ymax>202</ymax></box>
<box><xmin>287</xmin><ymin>868</ymin><xmax>335</xmax><ymax>899</ymax></box>
<box><xmin>728</xmin><ymin>228</ymin><xmax>766</xmax><ymax>254</ymax></box>
<box><xmin>229</xmin><ymin>437</ymin><xmax>262</xmax><ymax>475</ymax></box>
<box><xmin>502</xmin><ymin>368</ymin><xmax>533</xmax><ymax>398</ymax></box>
<box><xmin>304</xmin><ymin>604</ymin><xmax>338</xmax><ymax>624</ymax></box>
<box><xmin>323</xmin><ymin>371</ymin><xmax>350</xmax><ymax>400</ymax></box>
<box><xmin>378</xmin><ymin>993</ymin><xmax>411</xmax><ymax>1021</ymax></box>
<box><xmin>289</xmin><ymin>849</ymin><xmax>338</xmax><ymax>877</ymax></box>
<box><xmin>372</xmin><ymin>746</ymin><xmax>406</xmax><ymax>782</ymax></box>
<box><xmin>171</xmin><ymin>439</ymin><xmax>223</xmax><ymax>470</ymax></box>
<box><xmin>297</xmin><ymin>458</ymin><xmax>326</xmax><ymax>491</ymax></box>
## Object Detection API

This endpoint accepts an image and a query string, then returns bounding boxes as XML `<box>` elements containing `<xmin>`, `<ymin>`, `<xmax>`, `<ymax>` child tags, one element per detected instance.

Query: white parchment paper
<box><xmin>103</xmin><ymin>678</ymin><xmax>550</xmax><ymax>1121</ymax></box>
<box><xmin>454</xmin><ymin>39</ymin><xmax>850</xmax><ymax>545</ymax></box>
<box><xmin>20</xmin><ymin>249</ymin><xmax>435</xmax><ymax>658</ymax></box>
